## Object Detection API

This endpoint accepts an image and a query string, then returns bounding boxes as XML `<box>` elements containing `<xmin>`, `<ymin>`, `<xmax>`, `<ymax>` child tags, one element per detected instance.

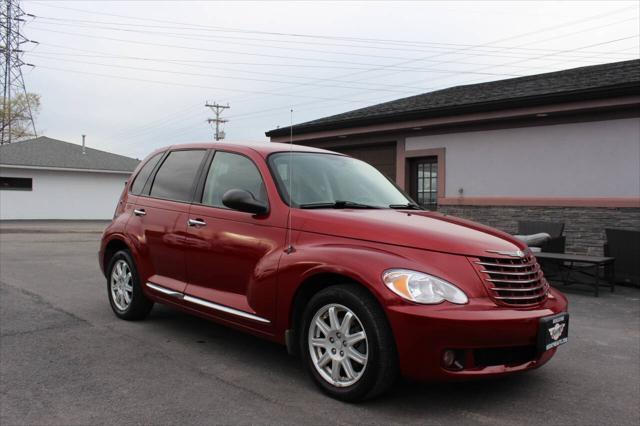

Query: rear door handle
<box><xmin>134</xmin><ymin>209</ymin><xmax>146</xmax><ymax>216</ymax></box>
<box><xmin>188</xmin><ymin>218</ymin><xmax>206</xmax><ymax>227</ymax></box>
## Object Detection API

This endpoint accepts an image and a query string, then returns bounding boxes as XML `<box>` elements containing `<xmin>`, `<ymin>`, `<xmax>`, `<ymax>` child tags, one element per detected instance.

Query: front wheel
<box><xmin>107</xmin><ymin>249</ymin><xmax>153</xmax><ymax>320</ymax></box>
<box><xmin>300</xmin><ymin>284</ymin><xmax>398</xmax><ymax>401</ymax></box>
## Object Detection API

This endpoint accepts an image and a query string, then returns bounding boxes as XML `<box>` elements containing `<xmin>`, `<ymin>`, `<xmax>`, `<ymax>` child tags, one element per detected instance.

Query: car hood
<box><xmin>291</xmin><ymin>209</ymin><xmax>527</xmax><ymax>257</ymax></box>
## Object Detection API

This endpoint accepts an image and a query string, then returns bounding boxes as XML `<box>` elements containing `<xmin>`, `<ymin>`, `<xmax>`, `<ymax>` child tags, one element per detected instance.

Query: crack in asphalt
<box><xmin>0</xmin><ymin>279</ymin><xmax>91</xmax><ymax>326</ymax></box>
<box><xmin>0</xmin><ymin>279</ymin><xmax>298</xmax><ymax>414</ymax></box>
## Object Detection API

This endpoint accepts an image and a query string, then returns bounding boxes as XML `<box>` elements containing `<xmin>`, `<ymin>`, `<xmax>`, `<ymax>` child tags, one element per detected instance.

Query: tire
<box><xmin>299</xmin><ymin>284</ymin><xmax>398</xmax><ymax>402</ymax></box>
<box><xmin>106</xmin><ymin>249</ymin><xmax>153</xmax><ymax>320</ymax></box>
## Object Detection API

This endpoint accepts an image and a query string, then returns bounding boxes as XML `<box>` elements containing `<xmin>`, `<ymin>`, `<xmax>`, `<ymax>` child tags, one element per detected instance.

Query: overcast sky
<box><xmin>20</xmin><ymin>0</ymin><xmax>640</xmax><ymax>159</ymax></box>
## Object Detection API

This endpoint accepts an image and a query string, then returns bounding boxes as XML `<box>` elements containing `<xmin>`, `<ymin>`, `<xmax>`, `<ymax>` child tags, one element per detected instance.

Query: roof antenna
<box><xmin>285</xmin><ymin>108</ymin><xmax>295</xmax><ymax>254</ymax></box>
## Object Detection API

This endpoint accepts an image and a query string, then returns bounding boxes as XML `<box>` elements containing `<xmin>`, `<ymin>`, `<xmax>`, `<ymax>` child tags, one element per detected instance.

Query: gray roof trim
<box><xmin>0</xmin><ymin>163</ymin><xmax>134</xmax><ymax>175</ymax></box>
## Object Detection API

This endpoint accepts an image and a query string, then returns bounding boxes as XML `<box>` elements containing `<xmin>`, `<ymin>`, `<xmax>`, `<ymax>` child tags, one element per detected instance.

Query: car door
<box><xmin>127</xmin><ymin>149</ymin><xmax>208</xmax><ymax>293</ymax></box>
<box><xmin>184</xmin><ymin>149</ymin><xmax>286</xmax><ymax>327</ymax></box>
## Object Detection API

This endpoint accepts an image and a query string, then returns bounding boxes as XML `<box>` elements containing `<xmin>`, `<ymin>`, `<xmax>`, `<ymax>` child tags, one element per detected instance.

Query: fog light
<box><xmin>442</xmin><ymin>349</ymin><xmax>456</xmax><ymax>368</ymax></box>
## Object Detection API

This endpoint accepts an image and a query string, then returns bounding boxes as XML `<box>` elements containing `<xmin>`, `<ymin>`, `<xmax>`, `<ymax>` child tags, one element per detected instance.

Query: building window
<box><xmin>0</xmin><ymin>177</ymin><xmax>33</xmax><ymax>191</ymax></box>
<box><xmin>410</xmin><ymin>157</ymin><xmax>438</xmax><ymax>210</ymax></box>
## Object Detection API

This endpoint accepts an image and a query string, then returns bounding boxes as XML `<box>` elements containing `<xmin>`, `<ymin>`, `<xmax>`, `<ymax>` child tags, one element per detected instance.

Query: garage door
<box><xmin>329</xmin><ymin>143</ymin><xmax>396</xmax><ymax>180</ymax></box>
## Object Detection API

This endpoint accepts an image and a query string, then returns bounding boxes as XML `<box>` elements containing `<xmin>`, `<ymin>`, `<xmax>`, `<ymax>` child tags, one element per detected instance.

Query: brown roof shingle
<box><xmin>266</xmin><ymin>59</ymin><xmax>640</xmax><ymax>137</ymax></box>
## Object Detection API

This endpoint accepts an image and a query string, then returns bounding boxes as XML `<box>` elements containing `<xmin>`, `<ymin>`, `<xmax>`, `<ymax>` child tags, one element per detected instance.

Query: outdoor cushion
<box><xmin>513</xmin><ymin>232</ymin><xmax>552</xmax><ymax>248</ymax></box>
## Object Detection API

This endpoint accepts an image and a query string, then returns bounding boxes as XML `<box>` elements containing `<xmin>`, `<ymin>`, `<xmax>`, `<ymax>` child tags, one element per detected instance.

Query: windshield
<box><xmin>268</xmin><ymin>152</ymin><xmax>415</xmax><ymax>208</ymax></box>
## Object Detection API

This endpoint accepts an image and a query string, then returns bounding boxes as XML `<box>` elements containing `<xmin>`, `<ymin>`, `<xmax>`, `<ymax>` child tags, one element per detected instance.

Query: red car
<box><xmin>99</xmin><ymin>142</ymin><xmax>568</xmax><ymax>401</ymax></box>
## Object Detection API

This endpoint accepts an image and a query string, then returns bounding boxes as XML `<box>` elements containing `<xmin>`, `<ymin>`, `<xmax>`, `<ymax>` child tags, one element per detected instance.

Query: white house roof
<box><xmin>0</xmin><ymin>136</ymin><xmax>140</xmax><ymax>173</ymax></box>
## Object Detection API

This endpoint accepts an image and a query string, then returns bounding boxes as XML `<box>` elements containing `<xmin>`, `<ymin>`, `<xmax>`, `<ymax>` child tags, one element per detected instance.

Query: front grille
<box><xmin>474</xmin><ymin>254</ymin><xmax>549</xmax><ymax>306</ymax></box>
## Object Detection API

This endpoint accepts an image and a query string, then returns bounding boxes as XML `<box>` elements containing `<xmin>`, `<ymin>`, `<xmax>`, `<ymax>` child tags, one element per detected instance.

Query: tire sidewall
<box><xmin>106</xmin><ymin>250</ymin><xmax>142</xmax><ymax>318</ymax></box>
<box><xmin>300</xmin><ymin>285</ymin><xmax>386</xmax><ymax>401</ymax></box>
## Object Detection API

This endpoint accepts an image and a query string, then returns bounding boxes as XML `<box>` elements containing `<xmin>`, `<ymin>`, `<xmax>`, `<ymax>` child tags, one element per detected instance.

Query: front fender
<box><xmin>274</xmin><ymin>231</ymin><xmax>489</xmax><ymax>342</ymax></box>
<box><xmin>274</xmin><ymin>239</ymin><xmax>409</xmax><ymax>340</ymax></box>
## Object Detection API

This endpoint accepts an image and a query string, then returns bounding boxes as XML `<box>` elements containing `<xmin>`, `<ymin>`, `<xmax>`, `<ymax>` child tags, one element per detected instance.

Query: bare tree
<box><xmin>1</xmin><ymin>93</ymin><xmax>40</xmax><ymax>143</ymax></box>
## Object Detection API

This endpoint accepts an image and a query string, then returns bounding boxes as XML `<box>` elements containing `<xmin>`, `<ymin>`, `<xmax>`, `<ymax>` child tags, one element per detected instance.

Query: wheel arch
<box><xmin>286</xmin><ymin>270</ymin><xmax>390</xmax><ymax>356</ymax></box>
<box><xmin>102</xmin><ymin>237</ymin><xmax>132</xmax><ymax>277</ymax></box>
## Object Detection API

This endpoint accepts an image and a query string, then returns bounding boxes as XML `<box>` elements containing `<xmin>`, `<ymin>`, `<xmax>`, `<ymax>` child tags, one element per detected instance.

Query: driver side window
<box><xmin>201</xmin><ymin>151</ymin><xmax>267</xmax><ymax>208</ymax></box>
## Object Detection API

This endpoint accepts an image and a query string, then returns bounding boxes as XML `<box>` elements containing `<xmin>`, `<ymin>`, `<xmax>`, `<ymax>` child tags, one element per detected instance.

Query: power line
<box><xmin>29</xmin><ymin>1</ymin><xmax>636</xmax><ymax>52</ymax></box>
<box><xmin>218</xmin><ymin>12</ymin><xmax>639</xmax><ymax>108</ymax></box>
<box><xmin>24</xmin><ymin>1</ymin><xmax>639</xmax><ymax>147</ymax></box>
<box><xmin>106</xmin><ymin>104</ymin><xmax>203</xmax><ymax>140</ymax></box>
<box><xmin>28</xmin><ymin>49</ymin><xmax>532</xmax><ymax>78</ymax></box>
<box><xmin>27</xmin><ymin>53</ymin><xmax>438</xmax><ymax>95</ymax></box>
<box><xmin>34</xmin><ymin>64</ymin><xmax>391</xmax><ymax>104</ymax></box>
<box><xmin>26</xmin><ymin>15</ymin><xmax>638</xmax><ymax>107</ymax></box>
<box><xmin>34</xmin><ymin>25</ymin><xmax>630</xmax><ymax>72</ymax></box>
<box><xmin>29</xmin><ymin>17</ymin><xmax>637</xmax><ymax>64</ymax></box>
<box><xmin>226</xmin><ymin>35</ymin><xmax>638</xmax><ymax>125</ymax></box>
<box><xmin>32</xmin><ymin>40</ymin><xmax>580</xmax><ymax>73</ymax></box>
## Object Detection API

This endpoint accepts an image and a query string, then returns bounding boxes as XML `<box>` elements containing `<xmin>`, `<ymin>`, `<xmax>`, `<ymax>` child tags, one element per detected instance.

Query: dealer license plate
<box><xmin>538</xmin><ymin>313</ymin><xmax>569</xmax><ymax>352</ymax></box>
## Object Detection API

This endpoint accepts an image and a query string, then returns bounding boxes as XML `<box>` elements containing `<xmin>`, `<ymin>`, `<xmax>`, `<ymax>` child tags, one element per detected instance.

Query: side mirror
<box><xmin>222</xmin><ymin>189</ymin><xmax>268</xmax><ymax>215</ymax></box>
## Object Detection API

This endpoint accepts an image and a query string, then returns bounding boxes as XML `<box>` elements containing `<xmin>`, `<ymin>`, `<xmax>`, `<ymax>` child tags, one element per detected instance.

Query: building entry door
<box><xmin>409</xmin><ymin>156</ymin><xmax>438</xmax><ymax>210</ymax></box>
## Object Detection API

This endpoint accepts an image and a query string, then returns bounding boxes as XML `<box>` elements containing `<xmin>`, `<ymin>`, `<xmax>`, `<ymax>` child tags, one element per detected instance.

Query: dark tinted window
<box><xmin>0</xmin><ymin>177</ymin><xmax>32</xmax><ymax>191</ymax></box>
<box><xmin>130</xmin><ymin>152</ymin><xmax>163</xmax><ymax>195</ymax></box>
<box><xmin>150</xmin><ymin>150</ymin><xmax>206</xmax><ymax>202</ymax></box>
<box><xmin>202</xmin><ymin>151</ymin><xmax>267</xmax><ymax>208</ymax></box>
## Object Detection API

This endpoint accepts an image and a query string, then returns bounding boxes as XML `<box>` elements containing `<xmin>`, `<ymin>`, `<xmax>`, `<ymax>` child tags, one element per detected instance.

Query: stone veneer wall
<box><xmin>438</xmin><ymin>205</ymin><xmax>640</xmax><ymax>256</ymax></box>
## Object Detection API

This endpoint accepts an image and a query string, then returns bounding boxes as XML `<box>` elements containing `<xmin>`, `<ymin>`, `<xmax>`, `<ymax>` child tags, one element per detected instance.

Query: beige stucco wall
<box><xmin>405</xmin><ymin>117</ymin><xmax>640</xmax><ymax>198</ymax></box>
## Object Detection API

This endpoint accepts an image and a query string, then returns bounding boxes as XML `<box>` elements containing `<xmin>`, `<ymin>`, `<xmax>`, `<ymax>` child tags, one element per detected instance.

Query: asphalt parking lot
<box><xmin>1</xmin><ymin>222</ymin><xmax>639</xmax><ymax>425</ymax></box>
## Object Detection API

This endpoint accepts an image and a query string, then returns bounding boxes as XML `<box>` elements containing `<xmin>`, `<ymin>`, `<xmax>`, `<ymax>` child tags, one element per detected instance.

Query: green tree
<box><xmin>1</xmin><ymin>93</ymin><xmax>40</xmax><ymax>143</ymax></box>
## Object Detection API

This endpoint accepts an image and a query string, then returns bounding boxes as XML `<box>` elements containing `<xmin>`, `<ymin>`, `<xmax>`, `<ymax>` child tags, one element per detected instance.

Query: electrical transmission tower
<box><xmin>205</xmin><ymin>101</ymin><xmax>229</xmax><ymax>141</ymax></box>
<box><xmin>1</xmin><ymin>0</ymin><xmax>36</xmax><ymax>144</ymax></box>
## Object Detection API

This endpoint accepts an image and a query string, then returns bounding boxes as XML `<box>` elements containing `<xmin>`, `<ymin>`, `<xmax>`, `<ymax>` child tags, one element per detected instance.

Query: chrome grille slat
<box><xmin>480</xmin><ymin>266</ymin><xmax>540</xmax><ymax>276</ymax></box>
<box><xmin>494</xmin><ymin>294</ymin><xmax>547</xmax><ymax>301</ymax></box>
<box><xmin>490</xmin><ymin>284</ymin><xmax>547</xmax><ymax>292</ymax></box>
<box><xmin>475</xmin><ymin>261</ymin><xmax>537</xmax><ymax>269</ymax></box>
<box><xmin>487</xmin><ymin>277</ymin><xmax>541</xmax><ymax>284</ymax></box>
<box><xmin>475</xmin><ymin>254</ymin><xmax>548</xmax><ymax>306</ymax></box>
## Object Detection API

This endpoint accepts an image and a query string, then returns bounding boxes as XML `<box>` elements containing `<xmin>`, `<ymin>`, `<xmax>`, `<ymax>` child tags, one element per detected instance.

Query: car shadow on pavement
<box><xmin>143</xmin><ymin>302</ymin><xmax>542</xmax><ymax>411</ymax></box>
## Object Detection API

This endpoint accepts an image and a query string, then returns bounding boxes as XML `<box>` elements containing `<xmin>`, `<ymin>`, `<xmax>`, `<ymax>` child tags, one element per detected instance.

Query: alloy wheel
<box><xmin>308</xmin><ymin>303</ymin><xmax>369</xmax><ymax>387</ymax></box>
<box><xmin>110</xmin><ymin>259</ymin><xmax>133</xmax><ymax>311</ymax></box>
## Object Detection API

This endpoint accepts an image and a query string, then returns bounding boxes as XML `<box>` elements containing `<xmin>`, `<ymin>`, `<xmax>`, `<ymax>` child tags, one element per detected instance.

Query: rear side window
<box><xmin>150</xmin><ymin>150</ymin><xmax>206</xmax><ymax>202</ymax></box>
<box><xmin>130</xmin><ymin>152</ymin><xmax>163</xmax><ymax>195</ymax></box>
<box><xmin>201</xmin><ymin>151</ymin><xmax>267</xmax><ymax>208</ymax></box>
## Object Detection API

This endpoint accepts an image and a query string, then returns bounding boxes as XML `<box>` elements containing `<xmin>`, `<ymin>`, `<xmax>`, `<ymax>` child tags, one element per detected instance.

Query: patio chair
<box><xmin>517</xmin><ymin>221</ymin><xmax>566</xmax><ymax>253</ymax></box>
<box><xmin>604</xmin><ymin>228</ymin><xmax>640</xmax><ymax>286</ymax></box>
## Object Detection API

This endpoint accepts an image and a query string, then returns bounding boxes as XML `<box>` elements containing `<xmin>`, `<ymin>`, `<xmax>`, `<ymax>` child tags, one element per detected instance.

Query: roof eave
<box><xmin>265</xmin><ymin>83</ymin><xmax>640</xmax><ymax>138</ymax></box>
<box><xmin>0</xmin><ymin>163</ymin><xmax>135</xmax><ymax>174</ymax></box>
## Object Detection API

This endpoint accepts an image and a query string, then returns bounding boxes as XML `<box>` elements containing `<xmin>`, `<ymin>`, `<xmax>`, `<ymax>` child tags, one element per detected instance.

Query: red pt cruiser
<box><xmin>99</xmin><ymin>142</ymin><xmax>568</xmax><ymax>401</ymax></box>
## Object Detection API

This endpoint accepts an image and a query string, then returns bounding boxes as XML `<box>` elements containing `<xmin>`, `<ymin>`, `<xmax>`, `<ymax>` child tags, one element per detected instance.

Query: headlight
<box><xmin>382</xmin><ymin>269</ymin><xmax>468</xmax><ymax>305</ymax></box>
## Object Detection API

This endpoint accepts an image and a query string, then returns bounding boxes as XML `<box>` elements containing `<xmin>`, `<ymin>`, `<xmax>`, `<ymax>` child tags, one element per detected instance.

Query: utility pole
<box><xmin>1</xmin><ymin>0</ymin><xmax>37</xmax><ymax>144</ymax></box>
<box><xmin>205</xmin><ymin>101</ymin><xmax>229</xmax><ymax>141</ymax></box>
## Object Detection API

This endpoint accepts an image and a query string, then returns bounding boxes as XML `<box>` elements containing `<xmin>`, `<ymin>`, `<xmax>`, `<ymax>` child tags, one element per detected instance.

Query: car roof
<box><xmin>159</xmin><ymin>141</ymin><xmax>339</xmax><ymax>158</ymax></box>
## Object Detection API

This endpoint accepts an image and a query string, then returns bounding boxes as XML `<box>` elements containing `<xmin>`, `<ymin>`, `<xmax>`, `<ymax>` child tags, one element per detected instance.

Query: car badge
<box><xmin>548</xmin><ymin>323</ymin><xmax>565</xmax><ymax>341</ymax></box>
<box><xmin>485</xmin><ymin>249</ymin><xmax>526</xmax><ymax>258</ymax></box>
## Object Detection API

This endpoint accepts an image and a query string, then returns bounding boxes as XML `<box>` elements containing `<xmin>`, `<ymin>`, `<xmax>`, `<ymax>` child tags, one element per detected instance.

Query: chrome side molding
<box><xmin>145</xmin><ymin>282</ymin><xmax>270</xmax><ymax>324</ymax></box>
<box><xmin>146</xmin><ymin>282</ymin><xmax>183</xmax><ymax>299</ymax></box>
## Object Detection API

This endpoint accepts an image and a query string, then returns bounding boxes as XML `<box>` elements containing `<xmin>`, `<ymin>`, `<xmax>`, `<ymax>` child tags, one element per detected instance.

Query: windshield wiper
<box><xmin>389</xmin><ymin>203</ymin><xmax>423</xmax><ymax>210</ymax></box>
<box><xmin>299</xmin><ymin>200</ymin><xmax>379</xmax><ymax>209</ymax></box>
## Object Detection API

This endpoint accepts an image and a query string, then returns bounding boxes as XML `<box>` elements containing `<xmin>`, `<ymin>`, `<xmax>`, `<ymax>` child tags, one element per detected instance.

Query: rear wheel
<box><xmin>107</xmin><ymin>250</ymin><xmax>153</xmax><ymax>320</ymax></box>
<box><xmin>300</xmin><ymin>284</ymin><xmax>398</xmax><ymax>401</ymax></box>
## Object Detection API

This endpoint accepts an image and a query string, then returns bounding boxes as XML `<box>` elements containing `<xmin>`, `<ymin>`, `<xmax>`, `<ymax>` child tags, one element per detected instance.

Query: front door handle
<box><xmin>188</xmin><ymin>218</ymin><xmax>206</xmax><ymax>227</ymax></box>
<box><xmin>134</xmin><ymin>209</ymin><xmax>146</xmax><ymax>216</ymax></box>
